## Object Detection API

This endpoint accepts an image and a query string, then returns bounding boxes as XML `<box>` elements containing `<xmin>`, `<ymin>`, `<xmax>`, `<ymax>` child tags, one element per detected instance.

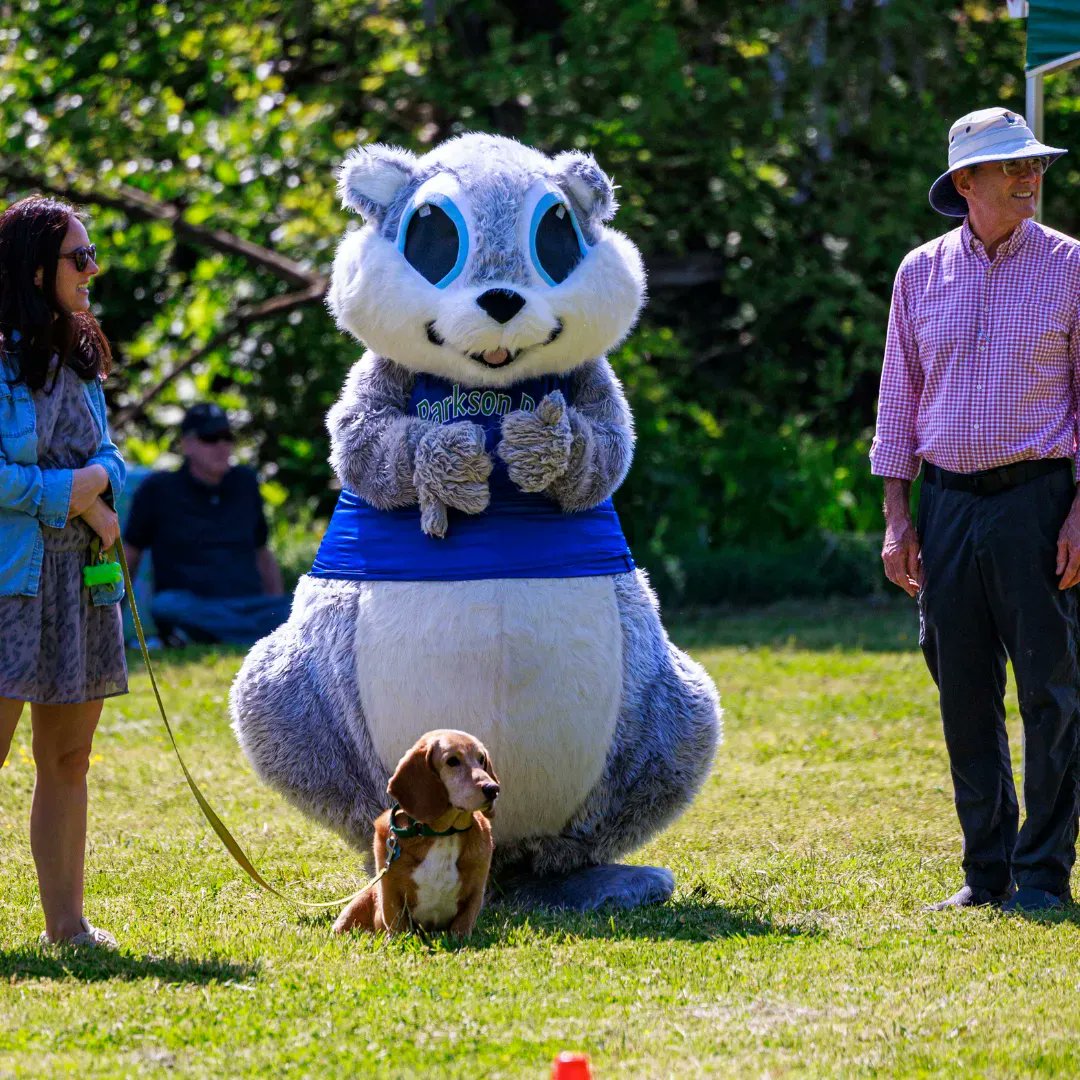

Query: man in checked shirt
<box><xmin>871</xmin><ymin>107</ymin><xmax>1080</xmax><ymax>913</ymax></box>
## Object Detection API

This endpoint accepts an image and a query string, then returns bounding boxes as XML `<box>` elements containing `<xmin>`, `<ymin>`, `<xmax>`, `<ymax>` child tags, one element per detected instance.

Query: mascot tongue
<box><xmin>483</xmin><ymin>348</ymin><xmax>509</xmax><ymax>365</ymax></box>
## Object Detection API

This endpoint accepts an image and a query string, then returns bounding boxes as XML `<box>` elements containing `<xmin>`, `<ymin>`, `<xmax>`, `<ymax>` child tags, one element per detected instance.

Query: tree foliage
<box><xmin>1</xmin><ymin>0</ymin><xmax>1069</xmax><ymax>596</ymax></box>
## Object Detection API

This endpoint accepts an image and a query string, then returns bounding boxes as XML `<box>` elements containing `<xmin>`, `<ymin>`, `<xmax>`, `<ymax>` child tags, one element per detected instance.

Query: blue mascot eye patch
<box><xmin>530</xmin><ymin>193</ymin><xmax>587</xmax><ymax>286</ymax></box>
<box><xmin>398</xmin><ymin>193</ymin><xmax>469</xmax><ymax>288</ymax></box>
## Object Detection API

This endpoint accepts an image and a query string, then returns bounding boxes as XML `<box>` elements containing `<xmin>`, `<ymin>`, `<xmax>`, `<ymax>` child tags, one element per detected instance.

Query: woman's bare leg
<box><xmin>0</xmin><ymin>697</ymin><xmax>24</xmax><ymax>767</ymax></box>
<box><xmin>30</xmin><ymin>699</ymin><xmax>104</xmax><ymax>942</ymax></box>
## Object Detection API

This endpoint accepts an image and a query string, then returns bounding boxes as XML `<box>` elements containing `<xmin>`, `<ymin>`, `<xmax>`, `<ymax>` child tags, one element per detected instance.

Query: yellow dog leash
<box><xmin>112</xmin><ymin>538</ymin><xmax>384</xmax><ymax>910</ymax></box>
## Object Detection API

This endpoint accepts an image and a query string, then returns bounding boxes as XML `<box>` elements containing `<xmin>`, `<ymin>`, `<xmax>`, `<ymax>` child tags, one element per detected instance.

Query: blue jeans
<box><xmin>151</xmin><ymin>590</ymin><xmax>292</xmax><ymax>645</ymax></box>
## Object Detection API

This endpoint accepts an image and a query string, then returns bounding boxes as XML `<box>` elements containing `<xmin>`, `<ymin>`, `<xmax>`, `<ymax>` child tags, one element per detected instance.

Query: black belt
<box><xmin>923</xmin><ymin>458</ymin><xmax>1071</xmax><ymax>496</ymax></box>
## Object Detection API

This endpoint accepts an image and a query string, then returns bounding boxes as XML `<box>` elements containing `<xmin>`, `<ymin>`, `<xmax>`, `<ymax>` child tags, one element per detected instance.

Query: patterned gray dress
<box><xmin>0</xmin><ymin>363</ymin><xmax>127</xmax><ymax>704</ymax></box>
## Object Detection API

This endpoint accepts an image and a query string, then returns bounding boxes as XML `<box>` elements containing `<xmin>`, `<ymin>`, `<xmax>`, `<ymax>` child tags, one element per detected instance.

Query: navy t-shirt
<box><xmin>124</xmin><ymin>464</ymin><xmax>268</xmax><ymax>598</ymax></box>
<box><xmin>311</xmin><ymin>373</ymin><xmax>635</xmax><ymax>582</ymax></box>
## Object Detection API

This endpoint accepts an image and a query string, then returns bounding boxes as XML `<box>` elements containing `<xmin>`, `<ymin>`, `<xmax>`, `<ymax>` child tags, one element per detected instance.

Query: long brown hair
<box><xmin>0</xmin><ymin>195</ymin><xmax>112</xmax><ymax>389</ymax></box>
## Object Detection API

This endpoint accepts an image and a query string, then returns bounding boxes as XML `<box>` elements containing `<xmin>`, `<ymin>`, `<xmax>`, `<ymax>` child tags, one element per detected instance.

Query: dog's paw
<box><xmin>496</xmin><ymin>391</ymin><xmax>573</xmax><ymax>493</ymax></box>
<box><xmin>332</xmin><ymin>887</ymin><xmax>377</xmax><ymax>934</ymax></box>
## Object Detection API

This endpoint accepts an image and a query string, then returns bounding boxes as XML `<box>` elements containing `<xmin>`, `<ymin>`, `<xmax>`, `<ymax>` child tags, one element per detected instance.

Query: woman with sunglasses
<box><xmin>0</xmin><ymin>195</ymin><xmax>127</xmax><ymax>948</ymax></box>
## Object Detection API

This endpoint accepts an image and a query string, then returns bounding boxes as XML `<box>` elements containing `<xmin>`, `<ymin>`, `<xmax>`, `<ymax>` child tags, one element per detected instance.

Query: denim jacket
<box><xmin>0</xmin><ymin>350</ymin><xmax>126</xmax><ymax>604</ymax></box>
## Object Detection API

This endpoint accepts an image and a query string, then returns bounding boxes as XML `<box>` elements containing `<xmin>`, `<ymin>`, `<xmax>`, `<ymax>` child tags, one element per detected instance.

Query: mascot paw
<box><xmin>497</xmin><ymin>391</ymin><xmax>573</xmax><ymax>494</ymax></box>
<box><xmin>495</xmin><ymin>863</ymin><xmax>674</xmax><ymax>912</ymax></box>
<box><xmin>414</xmin><ymin>421</ymin><xmax>493</xmax><ymax>534</ymax></box>
<box><xmin>419</xmin><ymin>495</ymin><xmax>449</xmax><ymax>539</ymax></box>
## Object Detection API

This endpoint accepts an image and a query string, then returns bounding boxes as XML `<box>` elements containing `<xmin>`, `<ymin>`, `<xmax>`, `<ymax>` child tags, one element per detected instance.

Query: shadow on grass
<box><xmin>0</xmin><ymin>947</ymin><xmax>260</xmax><ymax>985</ymax></box>
<box><xmin>671</xmin><ymin>596</ymin><xmax>920</xmax><ymax>654</ymax></box>
<box><xmin>301</xmin><ymin>898</ymin><xmax>823</xmax><ymax>951</ymax></box>
<box><xmin>998</xmin><ymin>905</ymin><xmax>1080</xmax><ymax>926</ymax></box>
<box><xmin>484</xmin><ymin>898</ymin><xmax>823</xmax><ymax>944</ymax></box>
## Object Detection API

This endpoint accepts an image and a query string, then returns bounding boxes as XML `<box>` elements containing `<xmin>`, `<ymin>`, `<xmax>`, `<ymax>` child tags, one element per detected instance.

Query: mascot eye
<box><xmin>530</xmin><ymin>193</ymin><xmax>587</xmax><ymax>286</ymax></box>
<box><xmin>399</xmin><ymin>197</ymin><xmax>469</xmax><ymax>288</ymax></box>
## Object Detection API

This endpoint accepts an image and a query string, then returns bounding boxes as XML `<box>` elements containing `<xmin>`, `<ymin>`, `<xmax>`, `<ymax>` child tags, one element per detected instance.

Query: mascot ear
<box><xmin>338</xmin><ymin>144</ymin><xmax>418</xmax><ymax>223</ymax></box>
<box><xmin>552</xmin><ymin>150</ymin><xmax>618</xmax><ymax>224</ymax></box>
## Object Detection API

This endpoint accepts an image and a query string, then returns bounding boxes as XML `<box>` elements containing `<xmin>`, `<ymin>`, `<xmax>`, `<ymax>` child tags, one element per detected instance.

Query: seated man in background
<box><xmin>123</xmin><ymin>403</ymin><xmax>291</xmax><ymax>645</ymax></box>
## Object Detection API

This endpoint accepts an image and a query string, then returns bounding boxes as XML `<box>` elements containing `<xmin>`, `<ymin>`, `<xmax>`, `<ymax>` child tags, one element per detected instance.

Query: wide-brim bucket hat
<box><xmin>929</xmin><ymin>106</ymin><xmax>1067</xmax><ymax>217</ymax></box>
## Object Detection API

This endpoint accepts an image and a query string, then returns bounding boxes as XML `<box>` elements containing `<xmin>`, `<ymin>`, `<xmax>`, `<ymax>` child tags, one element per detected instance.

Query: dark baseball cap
<box><xmin>180</xmin><ymin>402</ymin><xmax>232</xmax><ymax>438</ymax></box>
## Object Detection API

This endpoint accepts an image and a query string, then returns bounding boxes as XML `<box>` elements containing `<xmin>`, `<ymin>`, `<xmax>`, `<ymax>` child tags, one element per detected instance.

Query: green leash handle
<box><xmin>116</xmin><ymin>538</ymin><xmax>376</xmax><ymax>911</ymax></box>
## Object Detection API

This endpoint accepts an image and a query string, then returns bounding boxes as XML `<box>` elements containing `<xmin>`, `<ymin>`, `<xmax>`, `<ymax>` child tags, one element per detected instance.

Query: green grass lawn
<box><xmin>3</xmin><ymin>597</ymin><xmax>1079</xmax><ymax>1078</ymax></box>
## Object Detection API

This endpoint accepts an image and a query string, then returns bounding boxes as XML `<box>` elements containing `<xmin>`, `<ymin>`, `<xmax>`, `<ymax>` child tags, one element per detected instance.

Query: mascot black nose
<box><xmin>476</xmin><ymin>289</ymin><xmax>526</xmax><ymax>324</ymax></box>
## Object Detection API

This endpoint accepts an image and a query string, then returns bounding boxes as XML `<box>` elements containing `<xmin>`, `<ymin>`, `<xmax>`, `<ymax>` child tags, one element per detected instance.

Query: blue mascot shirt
<box><xmin>310</xmin><ymin>373</ymin><xmax>635</xmax><ymax>582</ymax></box>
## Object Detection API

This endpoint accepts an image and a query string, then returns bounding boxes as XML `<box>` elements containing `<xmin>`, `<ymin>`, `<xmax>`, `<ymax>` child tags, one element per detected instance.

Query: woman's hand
<box><xmin>68</xmin><ymin>465</ymin><xmax>109</xmax><ymax>519</ymax></box>
<box><xmin>79</xmin><ymin>496</ymin><xmax>120</xmax><ymax>549</ymax></box>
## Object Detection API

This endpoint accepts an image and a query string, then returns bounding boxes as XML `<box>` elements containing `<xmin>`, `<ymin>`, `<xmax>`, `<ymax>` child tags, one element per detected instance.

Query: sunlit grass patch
<box><xmin>2</xmin><ymin>599</ymin><xmax>1077</xmax><ymax>1078</ymax></box>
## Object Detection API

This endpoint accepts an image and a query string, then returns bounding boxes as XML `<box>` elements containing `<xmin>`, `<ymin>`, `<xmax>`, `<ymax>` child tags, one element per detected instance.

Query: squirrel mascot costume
<box><xmin>231</xmin><ymin>134</ymin><xmax>721</xmax><ymax>911</ymax></box>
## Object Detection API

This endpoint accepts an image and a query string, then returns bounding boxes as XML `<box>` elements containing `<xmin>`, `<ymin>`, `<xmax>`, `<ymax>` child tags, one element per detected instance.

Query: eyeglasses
<box><xmin>196</xmin><ymin>431</ymin><xmax>233</xmax><ymax>445</ymax></box>
<box><xmin>981</xmin><ymin>156</ymin><xmax>1050</xmax><ymax>178</ymax></box>
<box><xmin>59</xmin><ymin>244</ymin><xmax>97</xmax><ymax>272</ymax></box>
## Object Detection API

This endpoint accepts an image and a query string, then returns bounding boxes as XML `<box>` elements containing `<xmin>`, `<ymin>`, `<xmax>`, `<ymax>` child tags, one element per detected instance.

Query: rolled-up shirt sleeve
<box><xmin>0</xmin><ymin>457</ymin><xmax>71</xmax><ymax>527</ymax></box>
<box><xmin>870</xmin><ymin>262</ymin><xmax>923</xmax><ymax>481</ymax></box>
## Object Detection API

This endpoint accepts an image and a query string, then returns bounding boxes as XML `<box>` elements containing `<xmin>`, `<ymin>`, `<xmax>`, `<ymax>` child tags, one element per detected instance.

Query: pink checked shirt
<box><xmin>870</xmin><ymin>218</ymin><xmax>1080</xmax><ymax>481</ymax></box>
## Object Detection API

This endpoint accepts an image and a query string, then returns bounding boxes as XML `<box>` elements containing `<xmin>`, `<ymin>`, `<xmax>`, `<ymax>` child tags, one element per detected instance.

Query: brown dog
<box><xmin>332</xmin><ymin>729</ymin><xmax>499</xmax><ymax>938</ymax></box>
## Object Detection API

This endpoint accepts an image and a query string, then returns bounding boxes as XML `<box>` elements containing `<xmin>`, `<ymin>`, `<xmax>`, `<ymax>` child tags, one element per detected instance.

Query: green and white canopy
<box><xmin>1025</xmin><ymin>0</ymin><xmax>1080</xmax><ymax>77</ymax></box>
<box><xmin>1012</xmin><ymin>0</ymin><xmax>1080</xmax><ymax>191</ymax></box>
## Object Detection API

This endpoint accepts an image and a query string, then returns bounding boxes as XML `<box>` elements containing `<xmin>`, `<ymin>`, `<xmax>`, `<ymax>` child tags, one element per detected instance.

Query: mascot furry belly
<box><xmin>230</xmin><ymin>133</ymin><xmax>721</xmax><ymax>911</ymax></box>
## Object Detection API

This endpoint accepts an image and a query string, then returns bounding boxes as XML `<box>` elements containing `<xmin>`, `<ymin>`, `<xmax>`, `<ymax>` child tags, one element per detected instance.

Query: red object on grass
<box><xmin>551</xmin><ymin>1052</ymin><xmax>592</xmax><ymax>1079</ymax></box>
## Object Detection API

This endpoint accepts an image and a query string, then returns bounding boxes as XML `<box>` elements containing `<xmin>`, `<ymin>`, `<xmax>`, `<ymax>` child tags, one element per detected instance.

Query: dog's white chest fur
<box><xmin>356</xmin><ymin>577</ymin><xmax>623</xmax><ymax>843</ymax></box>
<box><xmin>409</xmin><ymin>834</ymin><xmax>465</xmax><ymax>927</ymax></box>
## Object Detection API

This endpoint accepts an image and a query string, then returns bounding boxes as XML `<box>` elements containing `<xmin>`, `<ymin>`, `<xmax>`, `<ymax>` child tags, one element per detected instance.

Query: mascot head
<box><xmin>328</xmin><ymin>133</ymin><xmax>647</xmax><ymax>388</ymax></box>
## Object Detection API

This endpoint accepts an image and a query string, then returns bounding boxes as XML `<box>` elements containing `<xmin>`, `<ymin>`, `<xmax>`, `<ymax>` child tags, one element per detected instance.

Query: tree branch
<box><xmin>0</xmin><ymin>164</ymin><xmax>319</xmax><ymax>288</ymax></box>
<box><xmin>0</xmin><ymin>163</ymin><xmax>331</xmax><ymax>425</ymax></box>
<box><xmin>113</xmin><ymin>278</ymin><xmax>328</xmax><ymax>428</ymax></box>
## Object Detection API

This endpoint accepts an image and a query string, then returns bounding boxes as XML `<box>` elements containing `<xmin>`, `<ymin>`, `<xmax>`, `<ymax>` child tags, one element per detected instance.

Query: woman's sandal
<box><xmin>39</xmin><ymin>916</ymin><xmax>118</xmax><ymax>950</ymax></box>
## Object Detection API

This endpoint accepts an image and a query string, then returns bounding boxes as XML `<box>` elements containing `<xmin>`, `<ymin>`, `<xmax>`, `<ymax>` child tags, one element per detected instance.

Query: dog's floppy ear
<box><xmin>387</xmin><ymin>737</ymin><xmax>451</xmax><ymax>824</ymax></box>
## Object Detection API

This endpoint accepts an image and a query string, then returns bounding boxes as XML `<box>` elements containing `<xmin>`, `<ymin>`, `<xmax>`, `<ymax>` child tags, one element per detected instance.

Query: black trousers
<box><xmin>918</xmin><ymin>464</ymin><xmax>1080</xmax><ymax>895</ymax></box>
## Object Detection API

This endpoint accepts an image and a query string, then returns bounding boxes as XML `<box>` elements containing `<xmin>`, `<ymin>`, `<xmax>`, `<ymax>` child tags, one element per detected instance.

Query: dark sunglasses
<box><xmin>196</xmin><ymin>431</ymin><xmax>233</xmax><ymax>445</ymax></box>
<box><xmin>59</xmin><ymin>244</ymin><xmax>97</xmax><ymax>273</ymax></box>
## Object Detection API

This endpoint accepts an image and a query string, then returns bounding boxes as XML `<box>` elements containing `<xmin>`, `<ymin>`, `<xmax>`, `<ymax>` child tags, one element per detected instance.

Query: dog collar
<box><xmin>387</xmin><ymin>802</ymin><xmax>473</xmax><ymax>839</ymax></box>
